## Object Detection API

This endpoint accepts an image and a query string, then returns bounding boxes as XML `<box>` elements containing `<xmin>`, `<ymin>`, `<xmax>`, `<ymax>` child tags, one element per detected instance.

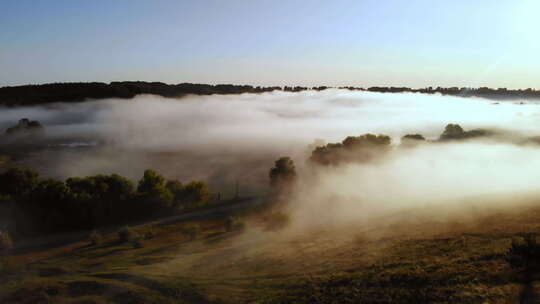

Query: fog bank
<box><xmin>1</xmin><ymin>90</ymin><xmax>540</xmax><ymax>200</ymax></box>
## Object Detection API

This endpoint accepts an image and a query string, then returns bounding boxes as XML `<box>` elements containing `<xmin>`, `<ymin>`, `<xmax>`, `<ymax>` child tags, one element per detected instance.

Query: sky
<box><xmin>1</xmin><ymin>0</ymin><xmax>540</xmax><ymax>88</ymax></box>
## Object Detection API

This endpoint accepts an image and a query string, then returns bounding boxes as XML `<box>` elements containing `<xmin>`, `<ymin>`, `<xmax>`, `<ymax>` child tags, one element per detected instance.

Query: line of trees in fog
<box><xmin>364</xmin><ymin>86</ymin><xmax>540</xmax><ymax>100</ymax></box>
<box><xmin>309</xmin><ymin>124</ymin><xmax>493</xmax><ymax>166</ymax></box>
<box><xmin>0</xmin><ymin>168</ymin><xmax>209</xmax><ymax>237</ymax></box>
<box><xmin>310</xmin><ymin>134</ymin><xmax>392</xmax><ymax>166</ymax></box>
<box><xmin>2</xmin><ymin>81</ymin><xmax>540</xmax><ymax>106</ymax></box>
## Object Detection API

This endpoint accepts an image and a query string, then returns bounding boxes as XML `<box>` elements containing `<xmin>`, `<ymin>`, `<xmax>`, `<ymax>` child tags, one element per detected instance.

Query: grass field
<box><xmin>2</xmin><ymin>198</ymin><xmax>540</xmax><ymax>303</ymax></box>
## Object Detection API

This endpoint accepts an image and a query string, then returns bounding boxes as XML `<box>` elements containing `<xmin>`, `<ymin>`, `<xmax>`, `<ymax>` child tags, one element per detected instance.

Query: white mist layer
<box><xmin>1</xmin><ymin>90</ymin><xmax>540</xmax><ymax>200</ymax></box>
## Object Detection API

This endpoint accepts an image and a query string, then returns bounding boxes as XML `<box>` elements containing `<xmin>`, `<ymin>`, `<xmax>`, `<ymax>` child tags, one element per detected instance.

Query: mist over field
<box><xmin>2</xmin><ymin>90</ymin><xmax>540</xmax><ymax>201</ymax></box>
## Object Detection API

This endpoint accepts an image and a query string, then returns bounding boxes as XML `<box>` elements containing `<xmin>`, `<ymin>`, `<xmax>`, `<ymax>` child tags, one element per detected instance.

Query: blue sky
<box><xmin>1</xmin><ymin>0</ymin><xmax>539</xmax><ymax>88</ymax></box>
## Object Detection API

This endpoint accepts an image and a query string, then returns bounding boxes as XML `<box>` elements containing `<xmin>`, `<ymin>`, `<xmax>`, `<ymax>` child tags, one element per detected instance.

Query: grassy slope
<box><xmin>2</xmin><ymin>203</ymin><xmax>540</xmax><ymax>303</ymax></box>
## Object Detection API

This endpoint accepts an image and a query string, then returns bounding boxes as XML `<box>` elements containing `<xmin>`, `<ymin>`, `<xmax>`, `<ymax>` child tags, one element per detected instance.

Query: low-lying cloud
<box><xmin>1</xmin><ymin>89</ymin><xmax>540</xmax><ymax>204</ymax></box>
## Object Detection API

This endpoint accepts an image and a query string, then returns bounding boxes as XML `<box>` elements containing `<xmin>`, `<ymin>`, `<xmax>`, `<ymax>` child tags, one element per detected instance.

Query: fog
<box><xmin>2</xmin><ymin>89</ymin><xmax>540</xmax><ymax>204</ymax></box>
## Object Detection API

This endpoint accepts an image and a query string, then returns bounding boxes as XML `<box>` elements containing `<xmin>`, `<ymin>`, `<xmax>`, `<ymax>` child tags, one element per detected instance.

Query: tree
<box><xmin>166</xmin><ymin>179</ymin><xmax>184</xmax><ymax>208</ymax></box>
<box><xmin>137</xmin><ymin>169</ymin><xmax>173</xmax><ymax>210</ymax></box>
<box><xmin>401</xmin><ymin>134</ymin><xmax>426</xmax><ymax>147</ymax></box>
<box><xmin>269</xmin><ymin>157</ymin><xmax>297</xmax><ymax>194</ymax></box>
<box><xmin>440</xmin><ymin>124</ymin><xmax>465</xmax><ymax>140</ymax></box>
<box><xmin>309</xmin><ymin>134</ymin><xmax>391</xmax><ymax>165</ymax></box>
<box><xmin>181</xmin><ymin>181</ymin><xmax>210</xmax><ymax>209</ymax></box>
<box><xmin>0</xmin><ymin>168</ymin><xmax>39</xmax><ymax>196</ymax></box>
<box><xmin>439</xmin><ymin>124</ymin><xmax>491</xmax><ymax>141</ymax></box>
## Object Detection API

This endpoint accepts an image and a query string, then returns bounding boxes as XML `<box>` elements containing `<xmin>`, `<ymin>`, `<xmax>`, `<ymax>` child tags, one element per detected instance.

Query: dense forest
<box><xmin>1</xmin><ymin>82</ymin><xmax>540</xmax><ymax>106</ymax></box>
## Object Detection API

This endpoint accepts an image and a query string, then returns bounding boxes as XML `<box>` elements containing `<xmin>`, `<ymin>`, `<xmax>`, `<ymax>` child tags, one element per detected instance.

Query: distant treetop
<box><xmin>5</xmin><ymin>118</ymin><xmax>43</xmax><ymax>135</ymax></box>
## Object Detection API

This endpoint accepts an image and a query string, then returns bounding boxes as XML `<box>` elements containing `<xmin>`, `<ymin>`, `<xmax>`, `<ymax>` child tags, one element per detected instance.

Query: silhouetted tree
<box><xmin>401</xmin><ymin>134</ymin><xmax>426</xmax><ymax>147</ymax></box>
<box><xmin>310</xmin><ymin>134</ymin><xmax>391</xmax><ymax>165</ymax></box>
<box><xmin>166</xmin><ymin>179</ymin><xmax>184</xmax><ymax>208</ymax></box>
<box><xmin>439</xmin><ymin>124</ymin><xmax>491</xmax><ymax>141</ymax></box>
<box><xmin>0</xmin><ymin>168</ymin><xmax>39</xmax><ymax>196</ymax></box>
<box><xmin>269</xmin><ymin>157</ymin><xmax>297</xmax><ymax>194</ymax></box>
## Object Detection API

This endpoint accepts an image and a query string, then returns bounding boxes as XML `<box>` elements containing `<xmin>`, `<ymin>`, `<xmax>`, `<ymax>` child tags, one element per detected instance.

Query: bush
<box><xmin>225</xmin><ymin>217</ymin><xmax>246</xmax><ymax>232</ymax></box>
<box><xmin>265</xmin><ymin>212</ymin><xmax>291</xmax><ymax>231</ymax></box>
<box><xmin>181</xmin><ymin>223</ymin><xmax>200</xmax><ymax>241</ymax></box>
<box><xmin>506</xmin><ymin>233</ymin><xmax>540</xmax><ymax>271</ymax></box>
<box><xmin>89</xmin><ymin>230</ymin><xmax>103</xmax><ymax>246</ymax></box>
<box><xmin>118</xmin><ymin>226</ymin><xmax>138</xmax><ymax>243</ymax></box>
<box><xmin>0</xmin><ymin>231</ymin><xmax>13</xmax><ymax>251</ymax></box>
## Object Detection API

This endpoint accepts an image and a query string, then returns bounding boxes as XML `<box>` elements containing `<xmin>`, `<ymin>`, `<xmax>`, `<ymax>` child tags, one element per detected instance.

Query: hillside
<box><xmin>2</xmin><ymin>196</ymin><xmax>540</xmax><ymax>303</ymax></box>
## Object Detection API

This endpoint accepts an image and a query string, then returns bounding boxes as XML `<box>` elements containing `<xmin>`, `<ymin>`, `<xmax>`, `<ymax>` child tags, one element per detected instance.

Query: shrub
<box><xmin>506</xmin><ymin>233</ymin><xmax>540</xmax><ymax>271</ymax></box>
<box><xmin>181</xmin><ymin>223</ymin><xmax>200</xmax><ymax>241</ymax></box>
<box><xmin>89</xmin><ymin>230</ymin><xmax>103</xmax><ymax>246</ymax></box>
<box><xmin>0</xmin><ymin>231</ymin><xmax>13</xmax><ymax>251</ymax></box>
<box><xmin>265</xmin><ymin>212</ymin><xmax>290</xmax><ymax>231</ymax></box>
<box><xmin>225</xmin><ymin>217</ymin><xmax>246</xmax><ymax>232</ymax></box>
<box><xmin>118</xmin><ymin>226</ymin><xmax>138</xmax><ymax>243</ymax></box>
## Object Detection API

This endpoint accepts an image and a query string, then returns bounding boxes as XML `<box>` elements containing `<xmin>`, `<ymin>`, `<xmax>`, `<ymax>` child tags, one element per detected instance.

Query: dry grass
<box><xmin>2</xmin><ymin>203</ymin><xmax>540</xmax><ymax>303</ymax></box>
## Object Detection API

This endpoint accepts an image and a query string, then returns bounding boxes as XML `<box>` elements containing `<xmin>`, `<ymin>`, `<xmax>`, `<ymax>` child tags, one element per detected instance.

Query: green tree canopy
<box><xmin>137</xmin><ymin>169</ymin><xmax>173</xmax><ymax>209</ymax></box>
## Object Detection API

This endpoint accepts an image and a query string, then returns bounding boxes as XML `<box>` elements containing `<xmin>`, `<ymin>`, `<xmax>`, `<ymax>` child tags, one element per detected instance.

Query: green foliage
<box><xmin>89</xmin><ymin>230</ymin><xmax>103</xmax><ymax>246</ymax></box>
<box><xmin>137</xmin><ymin>169</ymin><xmax>173</xmax><ymax>210</ymax></box>
<box><xmin>166</xmin><ymin>179</ymin><xmax>184</xmax><ymax>207</ymax></box>
<box><xmin>181</xmin><ymin>181</ymin><xmax>210</xmax><ymax>209</ymax></box>
<box><xmin>0</xmin><ymin>167</ymin><xmax>210</xmax><ymax>236</ymax></box>
<box><xmin>118</xmin><ymin>226</ymin><xmax>139</xmax><ymax>244</ymax></box>
<box><xmin>166</xmin><ymin>179</ymin><xmax>210</xmax><ymax>210</ymax></box>
<box><xmin>0</xmin><ymin>231</ymin><xmax>13</xmax><ymax>251</ymax></box>
<box><xmin>225</xmin><ymin>217</ymin><xmax>246</xmax><ymax>232</ymax></box>
<box><xmin>310</xmin><ymin>134</ymin><xmax>391</xmax><ymax>165</ymax></box>
<box><xmin>265</xmin><ymin>212</ymin><xmax>290</xmax><ymax>231</ymax></box>
<box><xmin>181</xmin><ymin>223</ymin><xmax>200</xmax><ymax>241</ymax></box>
<box><xmin>269</xmin><ymin>157</ymin><xmax>297</xmax><ymax>193</ymax></box>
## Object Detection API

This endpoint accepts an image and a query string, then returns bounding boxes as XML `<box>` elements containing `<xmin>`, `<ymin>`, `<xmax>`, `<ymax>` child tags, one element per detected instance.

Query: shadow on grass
<box><xmin>91</xmin><ymin>273</ymin><xmax>220</xmax><ymax>304</ymax></box>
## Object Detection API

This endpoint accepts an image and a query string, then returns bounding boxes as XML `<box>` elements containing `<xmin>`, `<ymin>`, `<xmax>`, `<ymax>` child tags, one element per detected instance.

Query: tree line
<box><xmin>2</xmin><ymin>81</ymin><xmax>540</xmax><ymax>106</ymax></box>
<box><xmin>0</xmin><ymin>82</ymin><xmax>284</xmax><ymax>106</ymax></box>
<box><xmin>362</xmin><ymin>86</ymin><xmax>540</xmax><ymax>101</ymax></box>
<box><xmin>0</xmin><ymin>168</ymin><xmax>209</xmax><ymax>237</ymax></box>
<box><xmin>308</xmin><ymin>124</ymin><xmax>492</xmax><ymax>166</ymax></box>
